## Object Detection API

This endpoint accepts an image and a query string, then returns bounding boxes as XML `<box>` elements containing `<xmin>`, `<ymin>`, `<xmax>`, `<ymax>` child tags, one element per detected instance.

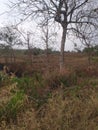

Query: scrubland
<box><xmin>0</xmin><ymin>53</ymin><xmax>98</xmax><ymax>130</ymax></box>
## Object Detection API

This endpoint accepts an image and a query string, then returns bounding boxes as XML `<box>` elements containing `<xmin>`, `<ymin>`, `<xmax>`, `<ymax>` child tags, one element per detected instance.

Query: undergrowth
<box><xmin>0</xmin><ymin>66</ymin><xmax>98</xmax><ymax>129</ymax></box>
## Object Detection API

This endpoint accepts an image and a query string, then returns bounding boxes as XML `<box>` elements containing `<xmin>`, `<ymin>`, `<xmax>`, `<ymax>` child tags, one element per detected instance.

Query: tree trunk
<box><xmin>60</xmin><ymin>26</ymin><xmax>67</xmax><ymax>72</ymax></box>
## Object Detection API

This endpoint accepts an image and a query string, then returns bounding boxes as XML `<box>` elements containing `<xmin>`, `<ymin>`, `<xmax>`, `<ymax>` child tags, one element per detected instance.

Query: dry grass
<box><xmin>0</xmin><ymin>83</ymin><xmax>18</xmax><ymax>107</ymax></box>
<box><xmin>1</xmin><ymin>85</ymin><xmax>98</xmax><ymax>130</ymax></box>
<box><xmin>0</xmin><ymin>53</ymin><xmax>89</xmax><ymax>72</ymax></box>
<box><xmin>38</xmin><ymin>87</ymin><xmax>98</xmax><ymax>130</ymax></box>
<box><xmin>1</xmin><ymin>53</ymin><xmax>98</xmax><ymax>130</ymax></box>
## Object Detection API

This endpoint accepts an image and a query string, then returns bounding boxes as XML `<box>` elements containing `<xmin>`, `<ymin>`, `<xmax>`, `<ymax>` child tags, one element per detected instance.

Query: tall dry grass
<box><xmin>1</xmin><ymin>86</ymin><xmax>98</xmax><ymax>130</ymax></box>
<box><xmin>1</xmin><ymin>64</ymin><xmax>98</xmax><ymax>130</ymax></box>
<box><xmin>38</xmin><ymin>88</ymin><xmax>98</xmax><ymax>130</ymax></box>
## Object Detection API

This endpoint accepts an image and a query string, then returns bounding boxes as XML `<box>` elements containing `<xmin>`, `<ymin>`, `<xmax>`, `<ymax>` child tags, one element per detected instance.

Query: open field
<box><xmin>0</xmin><ymin>52</ymin><xmax>89</xmax><ymax>72</ymax></box>
<box><xmin>0</xmin><ymin>52</ymin><xmax>98</xmax><ymax>130</ymax></box>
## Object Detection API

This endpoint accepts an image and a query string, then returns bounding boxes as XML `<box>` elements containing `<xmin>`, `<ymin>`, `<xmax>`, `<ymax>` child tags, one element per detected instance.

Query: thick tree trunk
<box><xmin>60</xmin><ymin>27</ymin><xmax>67</xmax><ymax>72</ymax></box>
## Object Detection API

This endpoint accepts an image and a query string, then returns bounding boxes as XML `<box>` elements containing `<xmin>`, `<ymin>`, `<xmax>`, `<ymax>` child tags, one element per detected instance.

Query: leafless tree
<box><xmin>15</xmin><ymin>27</ymin><xmax>34</xmax><ymax>65</ymax></box>
<box><xmin>26</xmin><ymin>31</ymin><xmax>34</xmax><ymax>65</ymax></box>
<box><xmin>40</xmin><ymin>16</ymin><xmax>57</xmax><ymax>67</ymax></box>
<box><xmin>9</xmin><ymin>0</ymin><xmax>98</xmax><ymax>71</ymax></box>
<box><xmin>74</xmin><ymin>19</ymin><xmax>98</xmax><ymax>65</ymax></box>
<box><xmin>0</xmin><ymin>25</ymin><xmax>22</xmax><ymax>63</ymax></box>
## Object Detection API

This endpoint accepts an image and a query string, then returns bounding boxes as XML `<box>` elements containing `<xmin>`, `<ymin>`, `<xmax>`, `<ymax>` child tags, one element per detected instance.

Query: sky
<box><xmin>0</xmin><ymin>0</ymin><xmax>10</xmax><ymax>26</ymax></box>
<box><xmin>0</xmin><ymin>0</ymin><xmax>78</xmax><ymax>51</ymax></box>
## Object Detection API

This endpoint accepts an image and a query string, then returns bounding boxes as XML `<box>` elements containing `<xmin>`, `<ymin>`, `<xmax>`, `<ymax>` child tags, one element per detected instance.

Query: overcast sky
<box><xmin>0</xmin><ymin>0</ymin><xmax>9</xmax><ymax>26</ymax></box>
<box><xmin>0</xmin><ymin>0</ymin><xmax>78</xmax><ymax>51</ymax></box>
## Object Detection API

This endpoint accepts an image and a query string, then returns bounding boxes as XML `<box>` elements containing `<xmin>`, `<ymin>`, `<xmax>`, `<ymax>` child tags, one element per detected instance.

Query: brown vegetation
<box><xmin>0</xmin><ymin>52</ymin><xmax>98</xmax><ymax>130</ymax></box>
<box><xmin>0</xmin><ymin>52</ymin><xmax>89</xmax><ymax>72</ymax></box>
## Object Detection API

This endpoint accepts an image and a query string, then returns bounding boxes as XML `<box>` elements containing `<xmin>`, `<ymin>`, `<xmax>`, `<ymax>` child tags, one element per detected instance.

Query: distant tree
<box><xmin>40</xmin><ymin>16</ymin><xmax>57</xmax><ymax>66</ymax></box>
<box><xmin>83</xmin><ymin>47</ymin><xmax>94</xmax><ymax>53</ymax></box>
<box><xmin>74</xmin><ymin>20</ymin><xmax>98</xmax><ymax>65</ymax></box>
<box><xmin>0</xmin><ymin>26</ymin><xmax>22</xmax><ymax>63</ymax></box>
<box><xmin>9</xmin><ymin>0</ymin><xmax>98</xmax><ymax>71</ymax></box>
<box><xmin>26</xmin><ymin>31</ymin><xmax>34</xmax><ymax>65</ymax></box>
<box><xmin>15</xmin><ymin>28</ymin><xmax>35</xmax><ymax>65</ymax></box>
<box><xmin>83</xmin><ymin>45</ymin><xmax>98</xmax><ymax>56</ymax></box>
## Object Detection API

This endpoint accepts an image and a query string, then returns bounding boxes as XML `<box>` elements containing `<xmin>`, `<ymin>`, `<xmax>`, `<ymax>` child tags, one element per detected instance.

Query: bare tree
<box><xmin>26</xmin><ymin>31</ymin><xmax>34</xmax><ymax>65</ymax></box>
<box><xmin>0</xmin><ymin>25</ymin><xmax>22</xmax><ymax>63</ymax></box>
<box><xmin>9</xmin><ymin>0</ymin><xmax>98</xmax><ymax>71</ymax></box>
<box><xmin>75</xmin><ymin>22</ymin><xmax>98</xmax><ymax>65</ymax></box>
<box><xmin>15</xmin><ymin>27</ymin><xmax>35</xmax><ymax>65</ymax></box>
<box><xmin>40</xmin><ymin>17</ymin><xmax>57</xmax><ymax>67</ymax></box>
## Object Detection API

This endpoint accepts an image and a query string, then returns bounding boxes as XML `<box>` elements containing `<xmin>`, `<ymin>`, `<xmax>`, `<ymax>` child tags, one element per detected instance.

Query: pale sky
<box><xmin>0</xmin><ymin>0</ymin><xmax>77</xmax><ymax>51</ymax></box>
<box><xmin>0</xmin><ymin>0</ymin><xmax>9</xmax><ymax>26</ymax></box>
